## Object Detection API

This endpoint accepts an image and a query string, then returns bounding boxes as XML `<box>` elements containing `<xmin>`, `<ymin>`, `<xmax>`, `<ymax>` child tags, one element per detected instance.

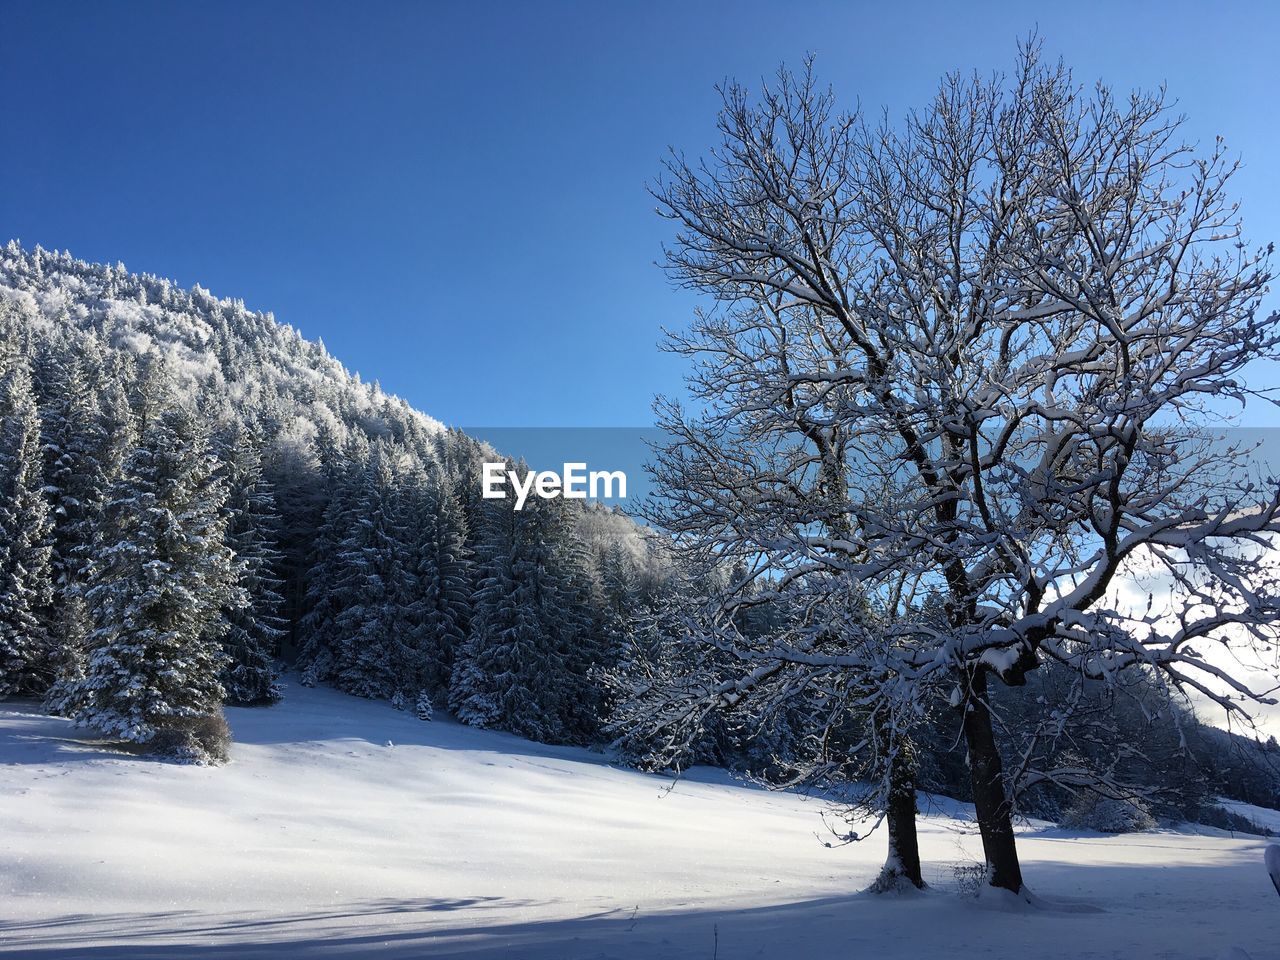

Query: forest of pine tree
<box><xmin>0</xmin><ymin>243</ymin><xmax>662</xmax><ymax>757</ymax></box>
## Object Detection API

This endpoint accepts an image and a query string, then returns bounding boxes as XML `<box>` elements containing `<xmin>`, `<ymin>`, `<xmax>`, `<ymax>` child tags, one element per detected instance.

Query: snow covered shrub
<box><xmin>148</xmin><ymin>711</ymin><xmax>233</xmax><ymax>764</ymax></box>
<box><xmin>1060</xmin><ymin>794</ymin><xmax>1156</xmax><ymax>833</ymax></box>
<box><xmin>415</xmin><ymin>691</ymin><xmax>433</xmax><ymax>721</ymax></box>
<box><xmin>299</xmin><ymin>658</ymin><xmax>328</xmax><ymax>688</ymax></box>
<box><xmin>390</xmin><ymin>690</ymin><xmax>432</xmax><ymax>720</ymax></box>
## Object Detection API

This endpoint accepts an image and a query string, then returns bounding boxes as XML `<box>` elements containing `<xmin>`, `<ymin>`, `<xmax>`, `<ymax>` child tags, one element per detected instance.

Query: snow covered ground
<box><xmin>1</xmin><ymin>681</ymin><xmax>1277</xmax><ymax>959</ymax></box>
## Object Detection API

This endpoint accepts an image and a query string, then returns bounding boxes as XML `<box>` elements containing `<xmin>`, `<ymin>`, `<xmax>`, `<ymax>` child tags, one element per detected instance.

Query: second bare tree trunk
<box><xmin>961</xmin><ymin>667</ymin><xmax>1024</xmax><ymax>895</ymax></box>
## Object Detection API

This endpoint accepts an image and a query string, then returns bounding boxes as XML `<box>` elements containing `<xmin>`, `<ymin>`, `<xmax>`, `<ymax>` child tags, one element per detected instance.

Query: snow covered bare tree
<box><xmin>611</xmin><ymin>564</ymin><xmax>931</xmax><ymax>890</ymax></box>
<box><xmin>645</xmin><ymin>44</ymin><xmax>1280</xmax><ymax>896</ymax></box>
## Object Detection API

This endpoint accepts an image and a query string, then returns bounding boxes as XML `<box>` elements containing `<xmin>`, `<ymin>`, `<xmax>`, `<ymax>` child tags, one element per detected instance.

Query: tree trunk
<box><xmin>884</xmin><ymin>737</ymin><xmax>924</xmax><ymax>889</ymax></box>
<box><xmin>869</xmin><ymin>723</ymin><xmax>924</xmax><ymax>892</ymax></box>
<box><xmin>961</xmin><ymin>666</ymin><xmax>1023</xmax><ymax>894</ymax></box>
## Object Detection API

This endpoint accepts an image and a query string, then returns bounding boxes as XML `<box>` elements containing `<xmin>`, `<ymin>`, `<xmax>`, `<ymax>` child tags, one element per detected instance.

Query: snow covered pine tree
<box><xmin>449</xmin><ymin>470</ymin><xmax>598</xmax><ymax>743</ymax></box>
<box><xmin>399</xmin><ymin>461</ymin><xmax>471</xmax><ymax>699</ymax></box>
<box><xmin>0</xmin><ymin>361</ymin><xmax>55</xmax><ymax>696</ymax></box>
<box><xmin>212</xmin><ymin>423</ymin><xmax>287</xmax><ymax>705</ymax></box>
<box><xmin>68</xmin><ymin>407</ymin><xmax>238</xmax><ymax>753</ymax></box>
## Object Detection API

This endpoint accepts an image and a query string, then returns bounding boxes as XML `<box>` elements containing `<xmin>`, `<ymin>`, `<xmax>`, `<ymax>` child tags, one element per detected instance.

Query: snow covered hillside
<box><xmin>1</xmin><ymin>682</ymin><xmax>1276</xmax><ymax>959</ymax></box>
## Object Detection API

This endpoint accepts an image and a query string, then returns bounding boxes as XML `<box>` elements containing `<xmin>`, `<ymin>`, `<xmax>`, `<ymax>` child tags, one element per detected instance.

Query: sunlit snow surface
<box><xmin>1</xmin><ymin>681</ymin><xmax>1276</xmax><ymax>959</ymax></box>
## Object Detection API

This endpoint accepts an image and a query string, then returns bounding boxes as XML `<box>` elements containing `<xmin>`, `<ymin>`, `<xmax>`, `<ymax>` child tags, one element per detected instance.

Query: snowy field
<box><xmin>1</xmin><ymin>681</ymin><xmax>1277</xmax><ymax>959</ymax></box>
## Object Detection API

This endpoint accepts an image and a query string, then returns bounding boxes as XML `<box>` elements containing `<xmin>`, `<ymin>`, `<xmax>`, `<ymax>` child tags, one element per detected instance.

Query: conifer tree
<box><xmin>598</xmin><ymin>541</ymin><xmax>639</xmax><ymax>651</ymax></box>
<box><xmin>0</xmin><ymin>363</ymin><xmax>55</xmax><ymax>696</ymax></box>
<box><xmin>0</xmin><ymin>302</ymin><xmax>35</xmax><ymax>376</ymax></box>
<box><xmin>547</xmin><ymin>503</ymin><xmax>605</xmax><ymax>740</ymax></box>
<box><xmin>296</xmin><ymin>459</ymin><xmax>360</xmax><ymax>685</ymax></box>
<box><xmin>328</xmin><ymin>444</ymin><xmax>416</xmax><ymax>699</ymax></box>
<box><xmin>449</xmin><ymin>497</ymin><xmax>547</xmax><ymax>737</ymax></box>
<box><xmin>213</xmin><ymin>424</ymin><xmax>287</xmax><ymax>705</ymax></box>
<box><xmin>38</xmin><ymin>349</ymin><xmax>109</xmax><ymax>596</ymax></box>
<box><xmin>43</xmin><ymin>589</ymin><xmax>91</xmax><ymax>716</ymax></box>
<box><xmin>95</xmin><ymin>376</ymin><xmax>137</xmax><ymax>495</ymax></box>
<box><xmin>68</xmin><ymin>407</ymin><xmax>236</xmax><ymax>740</ymax></box>
<box><xmin>399</xmin><ymin>462</ymin><xmax>471</xmax><ymax>697</ymax></box>
<box><xmin>449</xmin><ymin>483</ymin><xmax>588</xmax><ymax>743</ymax></box>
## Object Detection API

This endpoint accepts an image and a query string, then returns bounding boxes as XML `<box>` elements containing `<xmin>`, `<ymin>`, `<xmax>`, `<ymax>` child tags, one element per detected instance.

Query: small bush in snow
<box><xmin>1060</xmin><ymin>794</ymin><xmax>1156</xmax><ymax>833</ymax></box>
<box><xmin>390</xmin><ymin>690</ymin><xmax>432</xmax><ymax>720</ymax></box>
<box><xmin>951</xmin><ymin>863</ymin><xmax>987</xmax><ymax>899</ymax></box>
<box><xmin>415</xmin><ymin>692</ymin><xmax>433</xmax><ymax>721</ymax></box>
<box><xmin>148</xmin><ymin>712</ymin><xmax>233</xmax><ymax>765</ymax></box>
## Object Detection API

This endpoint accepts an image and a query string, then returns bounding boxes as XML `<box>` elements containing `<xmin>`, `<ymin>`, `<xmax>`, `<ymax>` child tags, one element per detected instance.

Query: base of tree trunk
<box><xmin>866</xmin><ymin>858</ymin><xmax>927</xmax><ymax>894</ymax></box>
<box><xmin>884</xmin><ymin>749</ymin><xmax>925</xmax><ymax>890</ymax></box>
<box><xmin>975</xmin><ymin>876</ymin><xmax>1039</xmax><ymax>907</ymax></box>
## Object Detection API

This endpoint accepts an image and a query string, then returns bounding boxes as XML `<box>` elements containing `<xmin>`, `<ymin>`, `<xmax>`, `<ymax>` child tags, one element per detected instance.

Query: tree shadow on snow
<box><xmin>0</xmin><ymin>703</ymin><xmax>147</xmax><ymax>767</ymax></box>
<box><xmin>1</xmin><ymin>859</ymin><xmax>1275</xmax><ymax>960</ymax></box>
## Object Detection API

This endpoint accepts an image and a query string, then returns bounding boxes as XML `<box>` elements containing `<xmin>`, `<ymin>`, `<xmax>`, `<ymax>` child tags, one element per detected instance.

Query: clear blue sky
<box><xmin>3</xmin><ymin>1</ymin><xmax>1278</xmax><ymax>427</ymax></box>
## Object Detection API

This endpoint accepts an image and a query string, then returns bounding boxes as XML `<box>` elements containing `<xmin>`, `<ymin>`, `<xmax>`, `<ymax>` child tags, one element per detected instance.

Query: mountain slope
<box><xmin>0</xmin><ymin>241</ymin><xmax>444</xmax><ymax>446</ymax></box>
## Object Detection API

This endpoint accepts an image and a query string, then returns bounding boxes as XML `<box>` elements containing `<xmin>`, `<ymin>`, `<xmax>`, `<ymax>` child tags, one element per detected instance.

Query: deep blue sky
<box><xmin>3</xmin><ymin>1</ymin><xmax>1278</xmax><ymax>427</ymax></box>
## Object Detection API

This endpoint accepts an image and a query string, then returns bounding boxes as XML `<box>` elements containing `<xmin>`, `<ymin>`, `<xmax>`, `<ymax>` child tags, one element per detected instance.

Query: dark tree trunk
<box><xmin>885</xmin><ymin>738</ymin><xmax>924</xmax><ymax>889</ymax></box>
<box><xmin>961</xmin><ymin>666</ymin><xmax>1023</xmax><ymax>894</ymax></box>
